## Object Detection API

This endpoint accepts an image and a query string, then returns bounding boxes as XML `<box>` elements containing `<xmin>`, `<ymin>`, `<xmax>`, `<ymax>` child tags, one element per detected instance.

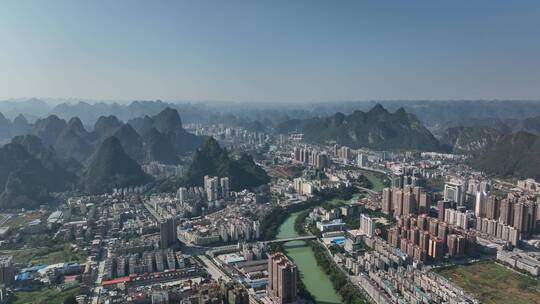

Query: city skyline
<box><xmin>3</xmin><ymin>2</ymin><xmax>540</xmax><ymax>304</ymax></box>
<box><xmin>1</xmin><ymin>0</ymin><xmax>540</xmax><ymax>101</ymax></box>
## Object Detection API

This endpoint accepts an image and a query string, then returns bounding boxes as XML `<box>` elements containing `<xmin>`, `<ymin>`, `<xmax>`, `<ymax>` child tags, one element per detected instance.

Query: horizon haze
<box><xmin>1</xmin><ymin>0</ymin><xmax>540</xmax><ymax>102</ymax></box>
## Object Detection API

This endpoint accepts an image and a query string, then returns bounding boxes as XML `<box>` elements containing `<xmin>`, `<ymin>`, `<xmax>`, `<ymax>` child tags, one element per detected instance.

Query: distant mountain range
<box><xmin>0</xmin><ymin>136</ymin><xmax>75</xmax><ymax>209</ymax></box>
<box><xmin>277</xmin><ymin>104</ymin><xmax>442</xmax><ymax>151</ymax></box>
<box><xmin>439</xmin><ymin>115</ymin><xmax>540</xmax><ymax>153</ymax></box>
<box><xmin>128</xmin><ymin>107</ymin><xmax>204</xmax><ymax>154</ymax></box>
<box><xmin>9</xmin><ymin>107</ymin><xmax>203</xmax><ymax>165</ymax></box>
<box><xmin>437</xmin><ymin>116</ymin><xmax>540</xmax><ymax>179</ymax></box>
<box><xmin>469</xmin><ymin>131</ymin><xmax>540</xmax><ymax>179</ymax></box>
<box><xmin>440</xmin><ymin>126</ymin><xmax>502</xmax><ymax>153</ymax></box>
<box><xmin>3</xmin><ymin>99</ymin><xmax>540</xmax><ymax>137</ymax></box>
<box><xmin>3</xmin><ymin>98</ymin><xmax>540</xmax><ymax>206</ymax></box>
<box><xmin>0</xmin><ymin>108</ymin><xmax>207</xmax><ymax>209</ymax></box>
<box><xmin>273</xmin><ymin>104</ymin><xmax>540</xmax><ymax>179</ymax></box>
<box><xmin>0</xmin><ymin>113</ymin><xmax>32</xmax><ymax>144</ymax></box>
<box><xmin>0</xmin><ymin>106</ymin><xmax>270</xmax><ymax>209</ymax></box>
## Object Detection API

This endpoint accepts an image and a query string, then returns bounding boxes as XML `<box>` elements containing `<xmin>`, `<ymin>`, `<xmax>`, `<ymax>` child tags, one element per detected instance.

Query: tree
<box><xmin>63</xmin><ymin>295</ymin><xmax>77</xmax><ymax>304</ymax></box>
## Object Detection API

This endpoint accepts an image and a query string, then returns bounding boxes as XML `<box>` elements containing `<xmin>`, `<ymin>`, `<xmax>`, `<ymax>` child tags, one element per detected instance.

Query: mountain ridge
<box><xmin>276</xmin><ymin>104</ymin><xmax>442</xmax><ymax>151</ymax></box>
<box><xmin>82</xmin><ymin>136</ymin><xmax>151</xmax><ymax>194</ymax></box>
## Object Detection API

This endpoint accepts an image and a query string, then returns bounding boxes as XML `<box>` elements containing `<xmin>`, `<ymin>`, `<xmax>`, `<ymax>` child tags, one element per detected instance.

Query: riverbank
<box><xmin>260</xmin><ymin>187</ymin><xmax>359</xmax><ymax>241</ymax></box>
<box><xmin>292</xmin><ymin>205</ymin><xmax>370</xmax><ymax>304</ymax></box>
<box><xmin>265</xmin><ymin>186</ymin><xmax>370</xmax><ymax>304</ymax></box>
<box><xmin>277</xmin><ymin>212</ymin><xmax>342</xmax><ymax>304</ymax></box>
<box><xmin>260</xmin><ymin>187</ymin><xmax>359</xmax><ymax>303</ymax></box>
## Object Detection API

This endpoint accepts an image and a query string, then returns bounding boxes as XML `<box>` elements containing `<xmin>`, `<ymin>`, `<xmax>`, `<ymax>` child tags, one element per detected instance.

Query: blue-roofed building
<box><xmin>20</xmin><ymin>265</ymin><xmax>47</xmax><ymax>273</ymax></box>
<box><xmin>249</xmin><ymin>278</ymin><xmax>267</xmax><ymax>289</ymax></box>
<box><xmin>15</xmin><ymin>266</ymin><xmax>45</xmax><ymax>289</ymax></box>
<box><xmin>331</xmin><ymin>237</ymin><xmax>346</xmax><ymax>245</ymax></box>
<box><xmin>15</xmin><ymin>272</ymin><xmax>31</xmax><ymax>281</ymax></box>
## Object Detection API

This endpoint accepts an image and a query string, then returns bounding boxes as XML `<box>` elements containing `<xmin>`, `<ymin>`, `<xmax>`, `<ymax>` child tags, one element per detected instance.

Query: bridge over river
<box><xmin>263</xmin><ymin>235</ymin><xmax>317</xmax><ymax>244</ymax></box>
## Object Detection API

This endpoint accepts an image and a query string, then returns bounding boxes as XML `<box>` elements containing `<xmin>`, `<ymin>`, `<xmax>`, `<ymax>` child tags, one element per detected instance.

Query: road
<box><xmin>143</xmin><ymin>203</ymin><xmax>163</xmax><ymax>222</ymax></box>
<box><xmin>493</xmin><ymin>178</ymin><xmax>517</xmax><ymax>188</ymax></box>
<box><xmin>197</xmin><ymin>255</ymin><xmax>231</xmax><ymax>282</ymax></box>
<box><xmin>91</xmin><ymin>261</ymin><xmax>106</xmax><ymax>304</ymax></box>
<box><xmin>265</xmin><ymin>235</ymin><xmax>317</xmax><ymax>244</ymax></box>
<box><xmin>358</xmin><ymin>166</ymin><xmax>390</xmax><ymax>176</ymax></box>
<box><xmin>356</xmin><ymin>185</ymin><xmax>379</xmax><ymax>195</ymax></box>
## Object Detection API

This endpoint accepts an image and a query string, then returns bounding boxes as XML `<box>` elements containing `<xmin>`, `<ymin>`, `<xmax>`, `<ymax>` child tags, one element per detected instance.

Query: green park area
<box><xmin>2</xmin><ymin>212</ymin><xmax>42</xmax><ymax>228</ymax></box>
<box><xmin>436</xmin><ymin>261</ymin><xmax>540</xmax><ymax>304</ymax></box>
<box><xmin>0</xmin><ymin>211</ymin><xmax>87</xmax><ymax>265</ymax></box>
<box><xmin>1</xmin><ymin>242</ymin><xmax>87</xmax><ymax>265</ymax></box>
<box><xmin>12</xmin><ymin>286</ymin><xmax>80</xmax><ymax>304</ymax></box>
<box><xmin>359</xmin><ymin>170</ymin><xmax>385</xmax><ymax>192</ymax></box>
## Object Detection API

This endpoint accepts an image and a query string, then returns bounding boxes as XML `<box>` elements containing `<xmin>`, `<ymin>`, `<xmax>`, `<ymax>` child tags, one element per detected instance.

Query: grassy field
<box><xmin>12</xmin><ymin>286</ymin><xmax>80</xmax><ymax>304</ymax></box>
<box><xmin>3</xmin><ymin>212</ymin><xmax>42</xmax><ymax>228</ymax></box>
<box><xmin>436</xmin><ymin>261</ymin><xmax>540</xmax><ymax>304</ymax></box>
<box><xmin>327</xmin><ymin>198</ymin><xmax>348</xmax><ymax>205</ymax></box>
<box><xmin>1</xmin><ymin>244</ymin><xmax>87</xmax><ymax>265</ymax></box>
<box><xmin>29</xmin><ymin>244</ymin><xmax>87</xmax><ymax>265</ymax></box>
<box><xmin>359</xmin><ymin>170</ymin><xmax>385</xmax><ymax>192</ymax></box>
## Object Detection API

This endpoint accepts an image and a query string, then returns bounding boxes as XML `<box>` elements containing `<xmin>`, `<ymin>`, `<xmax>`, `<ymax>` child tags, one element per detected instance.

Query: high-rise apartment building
<box><xmin>384</xmin><ymin>186</ymin><xmax>425</xmax><ymax>217</ymax></box>
<box><xmin>485</xmin><ymin>196</ymin><xmax>500</xmax><ymax>220</ymax></box>
<box><xmin>382</xmin><ymin>188</ymin><xmax>393</xmax><ymax>215</ymax></box>
<box><xmin>444</xmin><ymin>181</ymin><xmax>465</xmax><ymax>206</ymax></box>
<box><xmin>393</xmin><ymin>189</ymin><xmax>404</xmax><ymax>216</ymax></box>
<box><xmin>204</xmin><ymin>175</ymin><xmax>219</xmax><ymax>202</ymax></box>
<box><xmin>268</xmin><ymin>252</ymin><xmax>297</xmax><ymax>304</ymax></box>
<box><xmin>220</xmin><ymin>177</ymin><xmax>230</xmax><ymax>199</ymax></box>
<box><xmin>338</xmin><ymin>146</ymin><xmax>351</xmax><ymax>160</ymax></box>
<box><xmin>292</xmin><ymin>146</ymin><xmax>329</xmax><ymax>169</ymax></box>
<box><xmin>437</xmin><ymin>201</ymin><xmax>452</xmax><ymax>221</ymax></box>
<box><xmin>0</xmin><ymin>255</ymin><xmax>14</xmax><ymax>287</ymax></box>
<box><xmin>499</xmin><ymin>198</ymin><xmax>514</xmax><ymax>225</ymax></box>
<box><xmin>360</xmin><ymin>214</ymin><xmax>375</xmax><ymax>238</ymax></box>
<box><xmin>357</xmin><ymin>153</ymin><xmax>367</xmax><ymax>167</ymax></box>
<box><xmin>293</xmin><ymin>147</ymin><xmax>300</xmax><ymax>162</ymax></box>
<box><xmin>513</xmin><ymin>201</ymin><xmax>535</xmax><ymax>233</ymax></box>
<box><xmin>204</xmin><ymin>175</ymin><xmax>231</xmax><ymax>201</ymax></box>
<box><xmin>419</xmin><ymin>192</ymin><xmax>430</xmax><ymax>213</ymax></box>
<box><xmin>403</xmin><ymin>191</ymin><xmax>417</xmax><ymax>215</ymax></box>
<box><xmin>160</xmin><ymin>217</ymin><xmax>177</xmax><ymax>249</ymax></box>
<box><xmin>475</xmin><ymin>191</ymin><xmax>489</xmax><ymax>218</ymax></box>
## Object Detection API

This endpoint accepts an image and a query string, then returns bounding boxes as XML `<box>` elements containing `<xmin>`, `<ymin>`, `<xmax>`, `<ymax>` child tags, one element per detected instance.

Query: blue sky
<box><xmin>0</xmin><ymin>0</ymin><xmax>539</xmax><ymax>102</ymax></box>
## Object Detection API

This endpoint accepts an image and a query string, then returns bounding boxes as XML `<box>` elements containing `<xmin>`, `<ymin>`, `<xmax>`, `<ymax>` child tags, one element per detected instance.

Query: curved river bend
<box><xmin>276</xmin><ymin>211</ymin><xmax>341</xmax><ymax>304</ymax></box>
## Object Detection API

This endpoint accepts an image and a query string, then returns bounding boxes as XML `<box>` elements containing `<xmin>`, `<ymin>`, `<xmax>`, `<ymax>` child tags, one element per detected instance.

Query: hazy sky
<box><xmin>1</xmin><ymin>0</ymin><xmax>539</xmax><ymax>102</ymax></box>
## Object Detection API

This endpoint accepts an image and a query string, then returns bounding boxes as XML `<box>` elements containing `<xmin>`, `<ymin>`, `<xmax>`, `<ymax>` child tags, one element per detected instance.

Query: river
<box><xmin>276</xmin><ymin>211</ymin><xmax>342</xmax><ymax>304</ymax></box>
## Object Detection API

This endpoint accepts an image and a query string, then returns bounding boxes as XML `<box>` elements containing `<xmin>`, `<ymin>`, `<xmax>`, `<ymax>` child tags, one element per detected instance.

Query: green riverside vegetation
<box><xmin>309</xmin><ymin>242</ymin><xmax>369</xmax><ymax>304</ymax></box>
<box><xmin>290</xmin><ymin>199</ymin><xmax>369</xmax><ymax>304</ymax></box>
<box><xmin>267</xmin><ymin>186</ymin><xmax>369</xmax><ymax>304</ymax></box>
<box><xmin>260</xmin><ymin>186</ymin><xmax>359</xmax><ymax>240</ymax></box>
